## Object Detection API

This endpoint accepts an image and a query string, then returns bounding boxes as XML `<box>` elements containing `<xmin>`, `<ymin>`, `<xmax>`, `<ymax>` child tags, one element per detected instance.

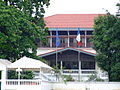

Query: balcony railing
<box><xmin>38</xmin><ymin>42</ymin><xmax>93</xmax><ymax>48</ymax></box>
<box><xmin>6</xmin><ymin>79</ymin><xmax>41</xmax><ymax>85</ymax></box>
<box><xmin>62</xmin><ymin>69</ymin><xmax>96</xmax><ymax>75</ymax></box>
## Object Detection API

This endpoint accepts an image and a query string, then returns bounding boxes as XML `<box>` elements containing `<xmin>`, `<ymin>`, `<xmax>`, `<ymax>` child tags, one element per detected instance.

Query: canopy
<box><xmin>0</xmin><ymin>59</ymin><xmax>11</xmax><ymax>70</ymax></box>
<box><xmin>7</xmin><ymin>56</ymin><xmax>52</xmax><ymax>71</ymax></box>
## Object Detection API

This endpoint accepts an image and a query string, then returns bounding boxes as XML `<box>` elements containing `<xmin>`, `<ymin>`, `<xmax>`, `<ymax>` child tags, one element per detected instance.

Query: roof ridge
<box><xmin>45</xmin><ymin>14</ymin><xmax>105</xmax><ymax>18</ymax></box>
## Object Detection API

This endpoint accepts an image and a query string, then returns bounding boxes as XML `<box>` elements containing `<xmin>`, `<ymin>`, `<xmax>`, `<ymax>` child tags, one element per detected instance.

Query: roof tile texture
<box><xmin>44</xmin><ymin>14</ymin><xmax>104</xmax><ymax>28</ymax></box>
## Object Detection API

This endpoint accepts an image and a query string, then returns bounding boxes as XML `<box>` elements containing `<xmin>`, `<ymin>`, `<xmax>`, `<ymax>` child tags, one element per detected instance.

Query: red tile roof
<box><xmin>44</xmin><ymin>14</ymin><xmax>104</xmax><ymax>28</ymax></box>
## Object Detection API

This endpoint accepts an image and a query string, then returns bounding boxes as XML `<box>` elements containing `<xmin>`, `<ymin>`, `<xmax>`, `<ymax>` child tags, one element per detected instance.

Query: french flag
<box><xmin>76</xmin><ymin>29</ymin><xmax>81</xmax><ymax>46</ymax></box>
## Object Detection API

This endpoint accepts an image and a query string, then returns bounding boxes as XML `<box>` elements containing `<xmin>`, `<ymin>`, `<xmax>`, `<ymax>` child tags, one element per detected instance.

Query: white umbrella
<box><xmin>7</xmin><ymin>56</ymin><xmax>52</xmax><ymax>71</ymax></box>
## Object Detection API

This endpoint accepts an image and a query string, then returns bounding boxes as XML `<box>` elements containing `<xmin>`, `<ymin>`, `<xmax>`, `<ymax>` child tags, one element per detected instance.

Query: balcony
<box><xmin>37</xmin><ymin>35</ymin><xmax>93</xmax><ymax>48</ymax></box>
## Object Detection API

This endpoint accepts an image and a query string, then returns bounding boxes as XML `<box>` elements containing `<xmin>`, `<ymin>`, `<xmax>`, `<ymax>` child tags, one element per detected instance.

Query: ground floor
<box><xmin>38</xmin><ymin>48</ymin><xmax>108</xmax><ymax>81</ymax></box>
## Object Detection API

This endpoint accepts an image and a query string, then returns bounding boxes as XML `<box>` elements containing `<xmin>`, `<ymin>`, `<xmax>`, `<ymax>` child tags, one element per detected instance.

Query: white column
<box><xmin>85</xmin><ymin>31</ymin><xmax>87</xmax><ymax>47</ymax></box>
<box><xmin>60</xmin><ymin>61</ymin><xmax>63</xmax><ymax>74</ymax></box>
<box><xmin>78</xmin><ymin>60</ymin><xmax>81</xmax><ymax>81</ymax></box>
<box><xmin>39</xmin><ymin>67</ymin><xmax>42</xmax><ymax>81</ymax></box>
<box><xmin>1</xmin><ymin>68</ymin><xmax>7</xmax><ymax>90</ymax></box>
<box><xmin>68</xmin><ymin>31</ymin><xmax>70</xmax><ymax>47</ymax></box>
<box><xmin>50</xmin><ymin>31</ymin><xmax>52</xmax><ymax>47</ymax></box>
<box><xmin>39</xmin><ymin>67</ymin><xmax>42</xmax><ymax>89</ymax></box>
<box><xmin>78</xmin><ymin>52</ymin><xmax>81</xmax><ymax>81</ymax></box>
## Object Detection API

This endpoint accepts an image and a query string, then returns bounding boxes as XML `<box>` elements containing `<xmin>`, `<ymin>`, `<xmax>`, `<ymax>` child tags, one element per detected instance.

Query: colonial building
<box><xmin>39</xmin><ymin>14</ymin><xmax>99</xmax><ymax>48</ymax></box>
<box><xmin>37</xmin><ymin>14</ymin><xmax>108</xmax><ymax>81</ymax></box>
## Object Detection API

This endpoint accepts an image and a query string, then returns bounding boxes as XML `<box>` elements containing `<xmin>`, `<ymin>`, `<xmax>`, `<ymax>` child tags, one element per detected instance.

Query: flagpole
<box><xmin>56</xmin><ymin>46</ymin><xmax>58</xmax><ymax>67</ymax></box>
<box><xmin>76</xmin><ymin>28</ymin><xmax>81</xmax><ymax>81</ymax></box>
<box><xmin>56</xmin><ymin>29</ymin><xmax>59</xmax><ymax>67</ymax></box>
<box><xmin>78</xmin><ymin>50</ymin><xmax>81</xmax><ymax>81</ymax></box>
<box><xmin>55</xmin><ymin>28</ymin><xmax>60</xmax><ymax>81</ymax></box>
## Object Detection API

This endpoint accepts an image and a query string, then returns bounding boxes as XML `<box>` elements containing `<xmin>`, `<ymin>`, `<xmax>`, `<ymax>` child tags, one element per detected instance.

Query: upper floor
<box><xmin>38</xmin><ymin>14</ymin><xmax>104</xmax><ymax>48</ymax></box>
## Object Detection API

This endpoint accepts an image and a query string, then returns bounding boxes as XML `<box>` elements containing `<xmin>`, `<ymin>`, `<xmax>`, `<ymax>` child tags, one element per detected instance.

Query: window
<box><xmin>81</xmin><ymin>61</ymin><xmax>95</xmax><ymax>69</ymax></box>
<box><xmin>87</xmin><ymin>31</ymin><xmax>93</xmax><ymax>35</ymax></box>
<box><xmin>69</xmin><ymin>31</ymin><xmax>85</xmax><ymax>35</ymax></box>
<box><xmin>63</xmin><ymin>61</ymin><xmax>78</xmax><ymax>69</ymax></box>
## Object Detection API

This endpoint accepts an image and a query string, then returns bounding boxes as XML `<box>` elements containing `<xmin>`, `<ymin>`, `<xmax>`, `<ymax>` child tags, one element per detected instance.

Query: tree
<box><xmin>2</xmin><ymin>0</ymin><xmax>50</xmax><ymax>45</ymax></box>
<box><xmin>92</xmin><ymin>15</ymin><xmax>120</xmax><ymax>81</ymax></box>
<box><xmin>116</xmin><ymin>2</ymin><xmax>120</xmax><ymax>16</ymax></box>
<box><xmin>0</xmin><ymin>2</ymin><xmax>46</xmax><ymax>61</ymax></box>
<box><xmin>2</xmin><ymin>0</ymin><xmax>50</xmax><ymax>27</ymax></box>
<box><xmin>111</xmin><ymin>63</ymin><xmax>120</xmax><ymax>81</ymax></box>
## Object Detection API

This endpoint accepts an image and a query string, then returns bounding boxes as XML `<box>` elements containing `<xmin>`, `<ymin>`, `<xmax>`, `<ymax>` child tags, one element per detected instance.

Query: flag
<box><xmin>56</xmin><ymin>30</ymin><xmax>60</xmax><ymax>47</ymax></box>
<box><xmin>76</xmin><ymin>29</ymin><xmax>81</xmax><ymax>46</ymax></box>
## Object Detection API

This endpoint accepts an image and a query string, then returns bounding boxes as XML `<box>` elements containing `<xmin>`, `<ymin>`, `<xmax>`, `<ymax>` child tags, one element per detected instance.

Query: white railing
<box><xmin>63</xmin><ymin>69</ymin><xmax>95</xmax><ymax>75</ymax></box>
<box><xmin>6</xmin><ymin>79</ymin><xmax>41</xmax><ymax>85</ymax></box>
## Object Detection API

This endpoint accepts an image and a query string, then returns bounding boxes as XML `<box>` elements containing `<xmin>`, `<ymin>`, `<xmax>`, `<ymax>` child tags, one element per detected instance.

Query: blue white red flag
<box><xmin>76</xmin><ymin>28</ymin><xmax>81</xmax><ymax>46</ymax></box>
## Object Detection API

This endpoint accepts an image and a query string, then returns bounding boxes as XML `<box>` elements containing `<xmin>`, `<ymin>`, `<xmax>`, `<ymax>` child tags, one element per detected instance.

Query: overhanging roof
<box><xmin>44</xmin><ymin>14</ymin><xmax>104</xmax><ymax>28</ymax></box>
<box><xmin>8</xmin><ymin>56</ymin><xmax>52</xmax><ymax>71</ymax></box>
<box><xmin>38</xmin><ymin>48</ymin><xmax>96</xmax><ymax>57</ymax></box>
<box><xmin>0</xmin><ymin>59</ymin><xmax>11</xmax><ymax>70</ymax></box>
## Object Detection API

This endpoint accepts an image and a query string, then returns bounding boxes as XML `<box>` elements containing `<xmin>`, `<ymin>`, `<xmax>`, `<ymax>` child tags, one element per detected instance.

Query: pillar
<box><xmin>50</xmin><ymin>31</ymin><xmax>52</xmax><ymax>48</ymax></box>
<box><xmin>60</xmin><ymin>61</ymin><xmax>63</xmax><ymax>74</ymax></box>
<box><xmin>67</xmin><ymin>31</ymin><xmax>70</xmax><ymax>47</ymax></box>
<box><xmin>85</xmin><ymin>31</ymin><xmax>87</xmax><ymax>47</ymax></box>
<box><xmin>78</xmin><ymin>51</ymin><xmax>81</xmax><ymax>81</ymax></box>
<box><xmin>1</xmin><ymin>68</ymin><xmax>7</xmax><ymax>90</ymax></box>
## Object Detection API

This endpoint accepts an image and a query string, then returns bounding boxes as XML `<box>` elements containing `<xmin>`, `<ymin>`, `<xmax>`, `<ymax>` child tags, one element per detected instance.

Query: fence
<box><xmin>5</xmin><ymin>79</ymin><xmax>41</xmax><ymax>90</ymax></box>
<box><xmin>53</xmin><ymin>82</ymin><xmax>120</xmax><ymax>90</ymax></box>
<box><xmin>2</xmin><ymin>79</ymin><xmax>120</xmax><ymax>90</ymax></box>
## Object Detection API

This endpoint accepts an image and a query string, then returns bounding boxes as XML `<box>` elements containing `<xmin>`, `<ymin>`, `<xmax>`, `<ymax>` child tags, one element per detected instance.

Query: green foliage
<box><xmin>8</xmin><ymin>70</ymin><xmax>34</xmax><ymax>79</ymax></box>
<box><xmin>63</xmin><ymin>75</ymin><xmax>74</xmax><ymax>82</ymax></box>
<box><xmin>0</xmin><ymin>0</ymin><xmax>50</xmax><ymax>79</ymax></box>
<box><xmin>87</xmin><ymin>73</ymin><xmax>97</xmax><ymax>81</ymax></box>
<box><xmin>87</xmin><ymin>73</ymin><xmax>104</xmax><ymax>82</ymax></box>
<box><xmin>92</xmin><ymin>14</ymin><xmax>120</xmax><ymax>81</ymax></box>
<box><xmin>111</xmin><ymin>63</ymin><xmax>120</xmax><ymax>81</ymax></box>
<box><xmin>53</xmin><ymin>65</ymin><xmax>75</xmax><ymax>82</ymax></box>
<box><xmin>53</xmin><ymin>65</ymin><xmax>61</xmax><ymax>80</ymax></box>
<box><xmin>21</xmin><ymin>71</ymin><xmax>34</xmax><ymax>79</ymax></box>
<box><xmin>7</xmin><ymin>70</ymin><xmax>18</xmax><ymax>79</ymax></box>
<box><xmin>0</xmin><ymin>1</ymin><xmax>48</xmax><ymax>62</ymax></box>
<box><xmin>3</xmin><ymin>0</ymin><xmax>50</xmax><ymax>27</ymax></box>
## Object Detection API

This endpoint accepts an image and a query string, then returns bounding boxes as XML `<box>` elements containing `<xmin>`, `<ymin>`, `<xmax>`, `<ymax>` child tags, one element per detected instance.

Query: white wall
<box><xmin>5</xmin><ymin>85</ymin><xmax>41</xmax><ymax>90</ymax></box>
<box><xmin>53</xmin><ymin>82</ymin><xmax>120</xmax><ymax>90</ymax></box>
<box><xmin>41</xmin><ymin>81</ymin><xmax>53</xmax><ymax>90</ymax></box>
<box><xmin>5</xmin><ymin>81</ymin><xmax>120</xmax><ymax>90</ymax></box>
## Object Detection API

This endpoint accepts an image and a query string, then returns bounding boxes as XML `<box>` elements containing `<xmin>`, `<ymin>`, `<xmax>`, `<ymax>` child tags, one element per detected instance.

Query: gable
<box><xmin>39</xmin><ymin>48</ymin><xmax>96</xmax><ymax>57</ymax></box>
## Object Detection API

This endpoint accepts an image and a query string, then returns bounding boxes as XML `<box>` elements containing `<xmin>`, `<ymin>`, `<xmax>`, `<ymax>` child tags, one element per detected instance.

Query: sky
<box><xmin>44</xmin><ymin>0</ymin><xmax>119</xmax><ymax>17</ymax></box>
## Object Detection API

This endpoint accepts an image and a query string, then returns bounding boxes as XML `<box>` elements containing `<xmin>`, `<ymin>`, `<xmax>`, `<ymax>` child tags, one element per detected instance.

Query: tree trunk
<box><xmin>108</xmin><ymin>71</ymin><xmax>112</xmax><ymax>81</ymax></box>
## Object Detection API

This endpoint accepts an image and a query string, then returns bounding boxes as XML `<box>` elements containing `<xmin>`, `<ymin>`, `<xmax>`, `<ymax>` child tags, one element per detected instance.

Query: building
<box><xmin>37</xmin><ymin>14</ymin><xmax>108</xmax><ymax>81</ymax></box>
<box><xmin>0</xmin><ymin>57</ymin><xmax>119</xmax><ymax>90</ymax></box>
<box><xmin>39</xmin><ymin>14</ymin><xmax>99</xmax><ymax>48</ymax></box>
